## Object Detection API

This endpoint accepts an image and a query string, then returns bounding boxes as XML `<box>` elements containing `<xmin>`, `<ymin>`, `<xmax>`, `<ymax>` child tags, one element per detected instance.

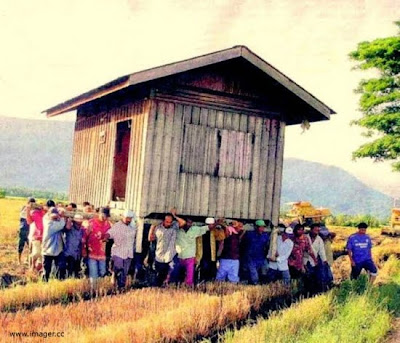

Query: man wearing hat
<box><xmin>241</xmin><ymin>220</ymin><xmax>271</xmax><ymax>284</ymax></box>
<box><xmin>104</xmin><ymin>210</ymin><xmax>137</xmax><ymax>290</ymax></box>
<box><xmin>267</xmin><ymin>227</ymin><xmax>294</xmax><ymax>285</ymax></box>
<box><xmin>64</xmin><ymin>214</ymin><xmax>85</xmax><ymax>278</ymax></box>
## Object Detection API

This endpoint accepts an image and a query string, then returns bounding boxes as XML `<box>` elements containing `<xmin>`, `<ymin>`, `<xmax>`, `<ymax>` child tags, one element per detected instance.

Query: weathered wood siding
<box><xmin>140</xmin><ymin>98</ymin><xmax>285</xmax><ymax>223</ymax></box>
<box><xmin>70</xmin><ymin>99</ymin><xmax>149</xmax><ymax>213</ymax></box>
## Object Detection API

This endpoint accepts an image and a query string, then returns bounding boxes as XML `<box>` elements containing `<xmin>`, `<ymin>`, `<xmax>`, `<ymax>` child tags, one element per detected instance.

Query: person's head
<box><xmin>44</xmin><ymin>199</ymin><xmax>56</xmax><ymax>211</ymax></box>
<box><xmin>255</xmin><ymin>219</ymin><xmax>266</xmax><ymax>234</ymax></box>
<box><xmin>163</xmin><ymin>214</ymin><xmax>174</xmax><ymax>228</ymax></box>
<box><xmin>67</xmin><ymin>203</ymin><xmax>77</xmax><ymax>211</ymax></box>
<box><xmin>57</xmin><ymin>202</ymin><xmax>64</xmax><ymax>208</ymax></box>
<box><xmin>283</xmin><ymin>227</ymin><xmax>293</xmax><ymax>239</ymax></box>
<box><xmin>309</xmin><ymin>223</ymin><xmax>321</xmax><ymax>237</ymax></box>
<box><xmin>205</xmin><ymin>217</ymin><xmax>216</xmax><ymax>229</ymax></box>
<box><xmin>232</xmin><ymin>220</ymin><xmax>243</xmax><ymax>231</ymax></box>
<box><xmin>83</xmin><ymin>201</ymin><xmax>90</xmax><ymax>207</ymax></box>
<box><xmin>185</xmin><ymin>218</ymin><xmax>193</xmax><ymax>229</ymax></box>
<box><xmin>357</xmin><ymin>222</ymin><xmax>368</xmax><ymax>234</ymax></box>
<box><xmin>73</xmin><ymin>214</ymin><xmax>84</xmax><ymax>227</ymax></box>
<box><xmin>122</xmin><ymin>209</ymin><xmax>135</xmax><ymax>225</ymax></box>
<box><xmin>293</xmin><ymin>223</ymin><xmax>305</xmax><ymax>237</ymax></box>
<box><xmin>49</xmin><ymin>207</ymin><xmax>60</xmax><ymax>221</ymax></box>
<box><xmin>278</xmin><ymin>223</ymin><xmax>287</xmax><ymax>235</ymax></box>
<box><xmin>27</xmin><ymin>197</ymin><xmax>36</xmax><ymax>205</ymax></box>
<box><xmin>97</xmin><ymin>207</ymin><xmax>110</xmax><ymax>221</ymax></box>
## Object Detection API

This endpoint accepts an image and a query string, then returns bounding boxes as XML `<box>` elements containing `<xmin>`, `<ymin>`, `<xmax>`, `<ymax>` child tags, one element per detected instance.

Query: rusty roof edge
<box><xmin>239</xmin><ymin>46</ymin><xmax>336</xmax><ymax>117</ymax></box>
<box><xmin>126</xmin><ymin>46</ymin><xmax>243</xmax><ymax>86</ymax></box>
<box><xmin>43</xmin><ymin>75</ymin><xmax>131</xmax><ymax>117</ymax></box>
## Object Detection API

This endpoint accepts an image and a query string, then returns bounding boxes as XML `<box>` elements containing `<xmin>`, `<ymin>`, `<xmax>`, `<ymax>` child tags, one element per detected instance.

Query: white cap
<box><xmin>285</xmin><ymin>227</ymin><xmax>293</xmax><ymax>235</ymax></box>
<box><xmin>205</xmin><ymin>217</ymin><xmax>215</xmax><ymax>224</ymax></box>
<box><xmin>123</xmin><ymin>209</ymin><xmax>136</xmax><ymax>218</ymax></box>
<box><xmin>73</xmin><ymin>214</ymin><xmax>84</xmax><ymax>222</ymax></box>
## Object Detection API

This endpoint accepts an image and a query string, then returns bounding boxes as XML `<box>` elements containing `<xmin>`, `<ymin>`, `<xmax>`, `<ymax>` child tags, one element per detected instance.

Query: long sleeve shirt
<box><xmin>269</xmin><ymin>236</ymin><xmax>294</xmax><ymax>271</ymax></box>
<box><xmin>64</xmin><ymin>223</ymin><xmax>85</xmax><ymax>259</ymax></box>
<box><xmin>84</xmin><ymin>218</ymin><xmax>111</xmax><ymax>261</ymax></box>
<box><xmin>304</xmin><ymin>234</ymin><xmax>327</xmax><ymax>267</ymax></box>
<box><xmin>242</xmin><ymin>230</ymin><xmax>270</xmax><ymax>262</ymax></box>
<box><xmin>176</xmin><ymin>225</ymin><xmax>209</xmax><ymax>259</ymax></box>
<box><xmin>42</xmin><ymin>217</ymin><xmax>66</xmax><ymax>256</ymax></box>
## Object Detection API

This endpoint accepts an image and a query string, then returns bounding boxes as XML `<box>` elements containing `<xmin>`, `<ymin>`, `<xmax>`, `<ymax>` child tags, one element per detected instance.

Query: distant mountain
<box><xmin>282</xmin><ymin>158</ymin><xmax>392</xmax><ymax>218</ymax></box>
<box><xmin>0</xmin><ymin>116</ymin><xmax>74</xmax><ymax>191</ymax></box>
<box><xmin>0</xmin><ymin>116</ymin><xmax>392</xmax><ymax>217</ymax></box>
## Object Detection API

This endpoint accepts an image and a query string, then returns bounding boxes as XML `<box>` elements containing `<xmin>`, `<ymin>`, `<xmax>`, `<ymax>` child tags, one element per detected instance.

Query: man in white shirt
<box><xmin>104</xmin><ymin>210</ymin><xmax>137</xmax><ymax>290</ymax></box>
<box><xmin>267</xmin><ymin>227</ymin><xmax>294</xmax><ymax>285</ymax></box>
<box><xmin>305</xmin><ymin>223</ymin><xmax>328</xmax><ymax>293</ymax></box>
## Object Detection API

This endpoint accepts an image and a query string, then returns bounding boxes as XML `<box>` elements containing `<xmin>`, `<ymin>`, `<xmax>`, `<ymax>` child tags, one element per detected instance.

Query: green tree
<box><xmin>350</xmin><ymin>21</ymin><xmax>400</xmax><ymax>170</ymax></box>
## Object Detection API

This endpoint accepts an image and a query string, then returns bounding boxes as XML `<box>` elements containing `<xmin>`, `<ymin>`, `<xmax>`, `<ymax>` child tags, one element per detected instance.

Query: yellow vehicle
<box><xmin>285</xmin><ymin>201</ymin><xmax>331</xmax><ymax>225</ymax></box>
<box><xmin>381</xmin><ymin>208</ymin><xmax>400</xmax><ymax>236</ymax></box>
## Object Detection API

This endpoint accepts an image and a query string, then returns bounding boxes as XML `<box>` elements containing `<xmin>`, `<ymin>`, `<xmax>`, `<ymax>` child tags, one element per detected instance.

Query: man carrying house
<box><xmin>175</xmin><ymin>218</ymin><xmax>210</xmax><ymax>286</ymax></box>
<box><xmin>216</xmin><ymin>220</ymin><xmax>244</xmax><ymax>283</ymax></box>
<box><xmin>241</xmin><ymin>219</ymin><xmax>270</xmax><ymax>285</ymax></box>
<box><xmin>346</xmin><ymin>222</ymin><xmax>377</xmax><ymax>284</ymax></box>
<box><xmin>104</xmin><ymin>210</ymin><xmax>137</xmax><ymax>290</ymax></box>
<box><xmin>267</xmin><ymin>227</ymin><xmax>294</xmax><ymax>285</ymax></box>
<box><xmin>42</xmin><ymin>207</ymin><xmax>66</xmax><ymax>281</ymax></box>
<box><xmin>148</xmin><ymin>209</ymin><xmax>186</xmax><ymax>286</ymax></box>
<box><xmin>64</xmin><ymin>214</ymin><xmax>85</xmax><ymax>278</ymax></box>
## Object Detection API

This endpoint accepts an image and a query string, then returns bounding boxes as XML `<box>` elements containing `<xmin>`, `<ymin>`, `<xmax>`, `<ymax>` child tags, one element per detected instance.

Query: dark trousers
<box><xmin>198</xmin><ymin>259</ymin><xmax>217</xmax><ymax>283</ymax></box>
<box><xmin>43</xmin><ymin>253</ymin><xmax>66</xmax><ymax>282</ymax></box>
<box><xmin>112</xmin><ymin>256</ymin><xmax>132</xmax><ymax>289</ymax></box>
<box><xmin>66</xmin><ymin>256</ymin><xmax>82</xmax><ymax>278</ymax></box>
<box><xmin>18</xmin><ymin>219</ymin><xmax>29</xmax><ymax>254</ymax></box>
<box><xmin>154</xmin><ymin>255</ymin><xmax>179</xmax><ymax>287</ymax></box>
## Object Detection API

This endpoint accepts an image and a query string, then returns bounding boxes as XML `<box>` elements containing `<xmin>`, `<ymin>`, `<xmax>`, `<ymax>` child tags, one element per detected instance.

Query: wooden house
<box><xmin>44</xmin><ymin>46</ymin><xmax>335</xmax><ymax>224</ymax></box>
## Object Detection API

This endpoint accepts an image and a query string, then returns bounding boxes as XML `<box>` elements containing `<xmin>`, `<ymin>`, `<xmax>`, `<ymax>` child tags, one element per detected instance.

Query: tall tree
<box><xmin>350</xmin><ymin>21</ymin><xmax>400</xmax><ymax>171</ymax></box>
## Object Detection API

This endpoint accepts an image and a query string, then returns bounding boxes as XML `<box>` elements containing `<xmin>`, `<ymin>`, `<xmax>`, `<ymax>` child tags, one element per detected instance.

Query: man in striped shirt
<box><xmin>104</xmin><ymin>210</ymin><xmax>137</xmax><ymax>290</ymax></box>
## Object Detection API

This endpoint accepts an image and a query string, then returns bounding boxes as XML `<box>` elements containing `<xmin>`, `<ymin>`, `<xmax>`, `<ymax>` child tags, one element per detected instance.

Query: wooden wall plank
<box><xmin>265</xmin><ymin>119</ymin><xmax>279</xmax><ymax>220</ymax></box>
<box><xmin>256</xmin><ymin>118</ymin><xmax>270</xmax><ymax>219</ymax></box>
<box><xmin>272</xmin><ymin>121</ymin><xmax>286</xmax><ymax>225</ymax></box>
<box><xmin>248</xmin><ymin>117</ymin><xmax>262</xmax><ymax>218</ymax></box>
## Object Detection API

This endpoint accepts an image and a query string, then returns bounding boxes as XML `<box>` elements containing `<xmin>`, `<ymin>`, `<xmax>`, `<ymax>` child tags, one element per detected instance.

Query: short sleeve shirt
<box><xmin>107</xmin><ymin>221</ymin><xmax>137</xmax><ymax>259</ymax></box>
<box><xmin>346</xmin><ymin>233</ymin><xmax>372</xmax><ymax>264</ymax></box>
<box><xmin>155</xmin><ymin>221</ymin><xmax>179</xmax><ymax>263</ymax></box>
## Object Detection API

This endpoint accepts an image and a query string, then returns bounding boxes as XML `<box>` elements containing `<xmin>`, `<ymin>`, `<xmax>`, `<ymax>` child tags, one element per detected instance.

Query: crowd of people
<box><xmin>17</xmin><ymin>197</ymin><xmax>377</xmax><ymax>291</ymax></box>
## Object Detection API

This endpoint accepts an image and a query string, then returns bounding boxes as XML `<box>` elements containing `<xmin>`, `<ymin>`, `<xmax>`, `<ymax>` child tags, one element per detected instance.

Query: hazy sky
<box><xmin>1</xmin><ymin>0</ymin><xmax>400</xmax><ymax>196</ymax></box>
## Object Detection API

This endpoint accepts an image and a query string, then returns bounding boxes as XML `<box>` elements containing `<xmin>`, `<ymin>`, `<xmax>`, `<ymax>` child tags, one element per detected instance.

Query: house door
<box><xmin>111</xmin><ymin>120</ymin><xmax>131</xmax><ymax>201</ymax></box>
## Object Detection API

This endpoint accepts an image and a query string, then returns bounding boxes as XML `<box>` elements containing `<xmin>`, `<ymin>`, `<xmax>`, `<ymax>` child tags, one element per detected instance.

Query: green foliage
<box><xmin>335</xmin><ymin>275</ymin><xmax>370</xmax><ymax>304</ymax></box>
<box><xmin>0</xmin><ymin>186</ymin><xmax>68</xmax><ymax>201</ymax></box>
<box><xmin>326</xmin><ymin>213</ymin><xmax>388</xmax><ymax>227</ymax></box>
<box><xmin>350</xmin><ymin>21</ymin><xmax>400</xmax><ymax>171</ymax></box>
<box><xmin>0</xmin><ymin>188</ymin><xmax>5</xmax><ymax>199</ymax></box>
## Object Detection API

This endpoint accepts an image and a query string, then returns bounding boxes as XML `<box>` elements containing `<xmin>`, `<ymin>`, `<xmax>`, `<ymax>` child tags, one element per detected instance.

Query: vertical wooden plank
<box><xmin>232</xmin><ymin>179</ymin><xmax>242</xmax><ymax>219</ymax></box>
<box><xmin>193</xmin><ymin>174</ymin><xmax>202</xmax><ymax>215</ymax></box>
<box><xmin>241</xmin><ymin>179</ymin><xmax>250</xmax><ymax>219</ymax></box>
<box><xmin>239</xmin><ymin>113</ymin><xmax>248</xmax><ymax>132</ymax></box>
<box><xmin>219</xmin><ymin>130</ymin><xmax>228</xmax><ymax>177</ymax></box>
<box><xmin>200</xmin><ymin>107</ymin><xmax>208</xmax><ymax>126</ymax></box>
<box><xmin>215</xmin><ymin>110</ymin><xmax>224</xmax><ymax>129</ymax></box>
<box><xmin>147</xmin><ymin>100</ymin><xmax>165</xmax><ymax>214</ymax></box>
<box><xmin>225</xmin><ymin>177</ymin><xmax>234</xmax><ymax>218</ymax></box>
<box><xmin>137</xmin><ymin>100</ymin><xmax>150</xmax><ymax>216</ymax></box>
<box><xmin>201</xmin><ymin>175</ymin><xmax>210</xmax><ymax>216</ymax></box>
<box><xmin>168</xmin><ymin>103</ymin><xmax>184</xmax><ymax>210</ymax></box>
<box><xmin>216</xmin><ymin>177</ymin><xmax>226</xmax><ymax>218</ymax></box>
<box><xmin>247</xmin><ymin>115</ymin><xmax>256</xmax><ymax>134</ymax></box>
<box><xmin>177</xmin><ymin>172</ymin><xmax>187</xmax><ymax>214</ymax></box>
<box><xmin>159</xmin><ymin>102</ymin><xmax>174</xmax><ymax>212</ymax></box>
<box><xmin>192</xmin><ymin>106</ymin><xmax>200</xmax><ymax>125</ymax></box>
<box><xmin>272</xmin><ymin>121</ymin><xmax>286</xmax><ymax>226</ymax></box>
<box><xmin>256</xmin><ymin>118</ymin><xmax>271</xmax><ymax>219</ymax></box>
<box><xmin>224</xmin><ymin>111</ymin><xmax>232</xmax><ymax>130</ymax></box>
<box><xmin>232</xmin><ymin>112</ymin><xmax>240</xmax><ymax>131</ymax></box>
<box><xmin>208</xmin><ymin>109</ymin><xmax>217</xmax><ymax>128</ymax></box>
<box><xmin>248</xmin><ymin>117</ymin><xmax>262</xmax><ymax>219</ymax></box>
<box><xmin>265</xmin><ymin>119</ymin><xmax>279</xmax><ymax>220</ymax></box>
<box><xmin>208</xmin><ymin>176</ymin><xmax>218</xmax><ymax>217</ymax></box>
<box><xmin>226</xmin><ymin>131</ymin><xmax>236</xmax><ymax>178</ymax></box>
